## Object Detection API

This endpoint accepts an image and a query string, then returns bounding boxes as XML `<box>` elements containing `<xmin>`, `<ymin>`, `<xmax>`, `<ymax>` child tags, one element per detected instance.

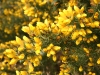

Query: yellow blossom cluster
<box><xmin>0</xmin><ymin>0</ymin><xmax>100</xmax><ymax>75</ymax></box>
<box><xmin>0</xmin><ymin>0</ymin><xmax>31</xmax><ymax>42</ymax></box>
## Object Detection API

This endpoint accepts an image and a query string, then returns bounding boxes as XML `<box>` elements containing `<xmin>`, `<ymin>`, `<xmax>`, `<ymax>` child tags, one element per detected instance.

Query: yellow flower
<box><xmin>83</xmin><ymin>48</ymin><xmax>89</xmax><ymax>54</ymax></box>
<box><xmin>4</xmin><ymin>49</ymin><xmax>16</xmax><ymax>58</ymax></box>
<box><xmin>97</xmin><ymin>58</ymin><xmax>100</xmax><ymax>64</ymax></box>
<box><xmin>52</xmin><ymin>55</ymin><xmax>57</xmax><ymax>61</ymax></box>
<box><xmin>79</xmin><ymin>66</ymin><xmax>83</xmax><ymax>72</ymax></box>
<box><xmin>80</xmin><ymin>22</ymin><xmax>85</xmax><ymax>27</ymax></box>
<box><xmin>25</xmin><ymin>43</ymin><xmax>33</xmax><ymax>49</ymax></box>
<box><xmin>86</xmin><ymin>29</ymin><xmax>92</xmax><ymax>34</ymax></box>
<box><xmin>10</xmin><ymin>40</ymin><xmax>18</xmax><ymax>46</ymax></box>
<box><xmin>20</xmin><ymin>71</ymin><xmax>28</xmax><ymax>75</ymax></box>
<box><xmin>21</xmin><ymin>0</ymin><xmax>27</xmax><ymax>3</ymax></box>
<box><xmin>22</xmin><ymin>26</ymin><xmax>30</xmax><ymax>34</ymax></box>
<box><xmin>93</xmin><ymin>35</ymin><xmax>97</xmax><ymax>39</ymax></box>
<box><xmin>9</xmin><ymin>58</ymin><xmax>18</xmax><ymax>65</ymax></box>
<box><xmin>34</xmin><ymin>37</ymin><xmax>41</xmax><ymax>44</ymax></box>
<box><xmin>76</xmin><ymin>40</ymin><xmax>80</xmax><ymax>45</ymax></box>
<box><xmin>89</xmin><ymin>37</ymin><xmax>94</xmax><ymax>42</ymax></box>
<box><xmin>89</xmin><ymin>57</ymin><xmax>93</xmax><ymax>62</ymax></box>
<box><xmin>93</xmin><ymin>0</ymin><xmax>100</xmax><ymax>4</ymax></box>
<box><xmin>23</xmin><ymin>36</ymin><xmax>30</xmax><ymax>43</ymax></box>
<box><xmin>50</xmin><ymin>50</ymin><xmax>55</xmax><ymax>55</ymax></box>
<box><xmin>74</xmin><ymin>5</ymin><xmax>80</xmax><ymax>13</ymax></box>
<box><xmin>97</xmin><ymin>43</ymin><xmax>100</xmax><ymax>47</ymax></box>
<box><xmin>4</xmin><ymin>9</ymin><xmax>9</xmax><ymax>15</ymax></box>
<box><xmin>47</xmin><ymin>51</ymin><xmax>51</xmax><ymax>57</ymax></box>
<box><xmin>88</xmin><ymin>62</ymin><xmax>94</xmax><ymax>66</ymax></box>
<box><xmin>18</xmin><ymin>46</ymin><xmax>24</xmax><ymax>52</ymax></box>
<box><xmin>18</xmin><ymin>54</ymin><xmax>25</xmax><ymax>60</ymax></box>
<box><xmin>53</xmin><ymin>46</ymin><xmax>61</xmax><ymax>51</ymax></box>
<box><xmin>28</xmin><ymin>63</ymin><xmax>34</xmax><ymax>73</ymax></box>
<box><xmin>1</xmin><ymin>72</ymin><xmax>7</xmax><ymax>75</ymax></box>
<box><xmin>16</xmin><ymin>70</ymin><xmax>20</xmax><ymax>75</ymax></box>
<box><xmin>66</xmin><ymin>6</ymin><xmax>73</xmax><ymax>17</ymax></box>
<box><xmin>93</xmin><ymin>21</ymin><xmax>99</xmax><ymax>27</ymax></box>
<box><xmin>16</xmin><ymin>36</ymin><xmax>24</xmax><ymax>46</ymax></box>
<box><xmin>34</xmin><ymin>44</ymin><xmax>41</xmax><ymax>55</ymax></box>
<box><xmin>29</xmin><ymin>24</ymin><xmax>35</xmax><ymax>31</ymax></box>
<box><xmin>71</xmin><ymin>30</ymin><xmax>79</xmax><ymax>40</ymax></box>
<box><xmin>46</xmin><ymin>43</ymin><xmax>54</xmax><ymax>50</ymax></box>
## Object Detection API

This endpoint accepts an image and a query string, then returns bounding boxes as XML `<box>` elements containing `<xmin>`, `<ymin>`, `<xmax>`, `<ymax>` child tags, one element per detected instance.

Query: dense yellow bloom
<box><xmin>31</xmin><ymin>56</ymin><xmax>41</xmax><ymax>67</ymax></box>
<box><xmin>43</xmin><ymin>43</ymin><xmax>61</xmax><ymax>57</ymax></box>
<box><xmin>36</xmin><ymin>21</ymin><xmax>49</xmax><ymax>33</ymax></box>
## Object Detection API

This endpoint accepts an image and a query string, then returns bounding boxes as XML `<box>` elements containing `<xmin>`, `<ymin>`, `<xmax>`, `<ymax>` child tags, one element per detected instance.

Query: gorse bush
<box><xmin>0</xmin><ymin>0</ymin><xmax>100</xmax><ymax>75</ymax></box>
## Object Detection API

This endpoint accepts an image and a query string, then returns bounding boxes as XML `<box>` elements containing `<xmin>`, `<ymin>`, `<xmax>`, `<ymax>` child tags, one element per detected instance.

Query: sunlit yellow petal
<box><xmin>53</xmin><ymin>55</ymin><xmax>57</xmax><ymax>61</ymax></box>
<box><xmin>79</xmin><ymin>66</ymin><xmax>83</xmax><ymax>72</ymax></box>
<box><xmin>29</xmin><ymin>63</ymin><xmax>34</xmax><ymax>73</ymax></box>
<box><xmin>97</xmin><ymin>43</ymin><xmax>100</xmax><ymax>47</ymax></box>
<box><xmin>23</xmin><ymin>36</ymin><xmax>30</xmax><ymax>43</ymax></box>
<box><xmin>9</xmin><ymin>58</ymin><xmax>18</xmax><ymax>65</ymax></box>
<box><xmin>20</xmin><ymin>71</ymin><xmax>28</xmax><ymax>75</ymax></box>
<box><xmin>16</xmin><ymin>36</ymin><xmax>24</xmax><ymax>46</ymax></box>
